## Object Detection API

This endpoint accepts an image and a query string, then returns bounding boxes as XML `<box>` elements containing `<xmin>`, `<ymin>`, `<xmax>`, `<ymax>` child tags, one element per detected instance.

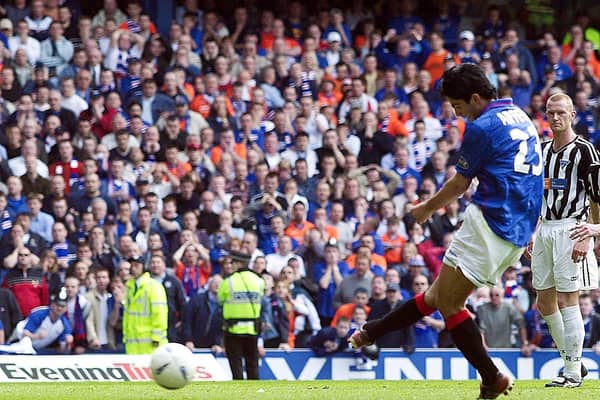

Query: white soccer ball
<box><xmin>150</xmin><ymin>343</ymin><xmax>196</xmax><ymax>389</ymax></box>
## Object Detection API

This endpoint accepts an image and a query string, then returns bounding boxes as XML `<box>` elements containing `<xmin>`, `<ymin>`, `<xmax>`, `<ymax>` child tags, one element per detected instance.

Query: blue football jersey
<box><xmin>455</xmin><ymin>98</ymin><xmax>543</xmax><ymax>247</ymax></box>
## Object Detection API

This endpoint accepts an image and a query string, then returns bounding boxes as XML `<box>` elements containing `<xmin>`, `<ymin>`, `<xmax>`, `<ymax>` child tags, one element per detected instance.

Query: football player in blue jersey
<box><xmin>350</xmin><ymin>63</ymin><xmax>543</xmax><ymax>399</ymax></box>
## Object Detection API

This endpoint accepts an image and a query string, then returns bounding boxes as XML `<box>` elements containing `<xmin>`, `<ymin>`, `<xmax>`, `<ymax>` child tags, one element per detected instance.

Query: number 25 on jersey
<box><xmin>510</xmin><ymin>126</ymin><xmax>543</xmax><ymax>176</ymax></box>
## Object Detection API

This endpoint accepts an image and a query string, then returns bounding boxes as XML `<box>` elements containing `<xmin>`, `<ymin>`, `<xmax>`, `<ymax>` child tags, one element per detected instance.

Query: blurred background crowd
<box><xmin>0</xmin><ymin>0</ymin><xmax>598</xmax><ymax>356</ymax></box>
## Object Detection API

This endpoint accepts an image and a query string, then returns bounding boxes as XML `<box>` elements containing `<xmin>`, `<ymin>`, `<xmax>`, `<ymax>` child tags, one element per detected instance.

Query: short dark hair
<box><xmin>163</xmin><ymin>195</ymin><xmax>177</xmax><ymax>205</ymax></box>
<box><xmin>94</xmin><ymin>266</ymin><xmax>111</xmax><ymax>277</ymax></box>
<box><xmin>441</xmin><ymin>64</ymin><xmax>497</xmax><ymax>102</ymax></box>
<box><xmin>230</xmin><ymin>195</ymin><xmax>243</xmax><ymax>204</ymax></box>
<box><xmin>265</xmin><ymin>171</ymin><xmax>279</xmax><ymax>180</ymax></box>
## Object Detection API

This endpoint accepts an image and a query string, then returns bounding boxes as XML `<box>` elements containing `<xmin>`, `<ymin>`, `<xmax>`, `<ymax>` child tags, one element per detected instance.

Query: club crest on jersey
<box><xmin>560</xmin><ymin>159</ymin><xmax>570</xmax><ymax>170</ymax></box>
<box><xmin>457</xmin><ymin>156</ymin><xmax>469</xmax><ymax>170</ymax></box>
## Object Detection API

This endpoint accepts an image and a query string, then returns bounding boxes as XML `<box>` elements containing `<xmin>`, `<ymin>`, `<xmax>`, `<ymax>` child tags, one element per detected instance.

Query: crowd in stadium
<box><xmin>0</xmin><ymin>0</ymin><xmax>598</xmax><ymax>357</ymax></box>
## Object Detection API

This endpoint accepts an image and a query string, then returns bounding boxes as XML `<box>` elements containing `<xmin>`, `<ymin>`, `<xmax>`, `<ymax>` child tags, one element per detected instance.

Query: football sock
<box><xmin>541</xmin><ymin>311</ymin><xmax>566</xmax><ymax>364</ymax></box>
<box><xmin>363</xmin><ymin>293</ymin><xmax>435</xmax><ymax>340</ymax></box>
<box><xmin>561</xmin><ymin>305</ymin><xmax>584</xmax><ymax>380</ymax></box>
<box><xmin>447</xmin><ymin>309</ymin><xmax>499</xmax><ymax>386</ymax></box>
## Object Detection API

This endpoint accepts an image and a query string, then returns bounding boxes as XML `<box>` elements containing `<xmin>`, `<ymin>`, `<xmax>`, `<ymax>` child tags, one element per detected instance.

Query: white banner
<box><xmin>0</xmin><ymin>354</ymin><xmax>231</xmax><ymax>382</ymax></box>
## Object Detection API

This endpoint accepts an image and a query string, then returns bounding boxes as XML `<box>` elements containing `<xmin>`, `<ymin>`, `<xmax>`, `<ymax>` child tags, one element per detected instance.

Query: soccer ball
<box><xmin>150</xmin><ymin>343</ymin><xmax>196</xmax><ymax>389</ymax></box>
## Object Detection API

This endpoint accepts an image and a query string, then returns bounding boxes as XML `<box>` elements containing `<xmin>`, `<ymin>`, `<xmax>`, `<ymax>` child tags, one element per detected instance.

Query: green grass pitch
<box><xmin>1</xmin><ymin>380</ymin><xmax>600</xmax><ymax>399</ymax></box>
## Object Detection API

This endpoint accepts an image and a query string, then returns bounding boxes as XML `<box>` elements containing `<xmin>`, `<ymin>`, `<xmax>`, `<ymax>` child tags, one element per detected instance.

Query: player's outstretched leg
<box><xmin>349</xmin><ymin>292</ymin><xmax>436</xmax><ymax>347</ymax></box>
<box><xmin>444</xmin><ymin>308</ymin><xmax>513</xmax><ymax>399</ymax></box>
<box><xmin>433</xmin><ymin>265</ymin><xmax>513</xmax><ymax>399</ymax></box>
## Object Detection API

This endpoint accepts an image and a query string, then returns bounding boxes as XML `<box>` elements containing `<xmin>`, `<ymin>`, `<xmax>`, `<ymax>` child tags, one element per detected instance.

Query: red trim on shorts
<box><xmin>415</xmin><ymin>293</ymin><xmax>436</xmax><ymax>316</ymax></box>
<box><xmin>445</xmin><ymin>309</ymin><xmax>470</xmax><ymax>330</ymax></box>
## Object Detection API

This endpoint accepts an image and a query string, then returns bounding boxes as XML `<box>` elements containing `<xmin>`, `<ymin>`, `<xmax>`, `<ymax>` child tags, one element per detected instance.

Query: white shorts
<box><xmin>531</xmin><ymin>219</ymin><xmax>599</xmax><ymax>292</ymax></box>
<box><xmin>443</xmin><ymin>204</ymin><xmax>525</xmax><ymax>288</ymax></box>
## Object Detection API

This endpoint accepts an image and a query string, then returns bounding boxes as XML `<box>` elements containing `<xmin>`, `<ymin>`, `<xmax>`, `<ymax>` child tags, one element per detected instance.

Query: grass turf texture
<box><xmin>1</xmin><ymin>380</ymin><xmax>600</xmax><ymax>399</ymax></box>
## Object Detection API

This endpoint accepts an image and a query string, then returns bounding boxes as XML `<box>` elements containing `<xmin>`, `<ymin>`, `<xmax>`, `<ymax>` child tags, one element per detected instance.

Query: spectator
<box><xmin>259</xmin><ymin>274</ymin><xmax>290</xmax><ymax>352</ymax></box>
<box><xmin>0</xmin><ymin>214</ymin><xmax>47</xmax><ymax>267</ymax></box>
<box><xmin>49</xmin><ymin>140</ymin><xmax>84</xmax><ymax>195</ymax></box>
<box><xmin>381</xmin><ymin>216</ymin><xmax>406</xmax><ymax>268</ymax></box>
<box><xmin>21</xmin><ymin>152</ymin><xmax>51</xmax><ymax>196</ymax></box>
<box><xmin>50</xmin><ymin>221</ymin><xmax>76</xmax><ymax>270</ymax></box>
<box><xmin>69</xmin><ymin>172</ymin><xmax>116</xmax><ymax>215</ymax></box>
<box><xmin>63</xmin><ymin>275</ymin><xmax>90</xmax><ymax>353</ymax></box>
<box><xmin>4</xmin><ymin>245</ymin><xmax>48</xmax><ymax>317</ymax></box>
<box><xmin>358</xmin><ymin>112</ymin><xmax>394</xmax><ymax>166</ymax></box>
<box><xmin>266</xmin><ymin>236</ymin><xmax>304</xmax><ymax>278</ymax></box>
<box><xmin>5</xmin><ymin>176</ymin><xmax>28</xmax><ymax>217</ymax></box>
<box><xmin>330</xmin><ymin>287</ymin><xmax>371</xmax><ymax>327</ymax></box>
<box><xmin>478</xmin><ymin>286</ymin><xmax>529</xmax><ymax>353</ymax></box>
<box><xmin>411</xmin><ymin>275</ymin><xmax>445</xmax><ymax>348</ymax></box>
<box><xmin>285</xmin><ymin>201</ymin><xmax>314</xmax><ymax>245</ymax></box>
<box><xmin>197</xmin><ymin>190</ymin><xmax>220</xmax><ymax>235</ymax></box>
<box><xmin>347</xmin><ymin>240</ymin><xmax>386</xmax><ymax>272</ymax></box>
<box><xmin>369</xmin><ymin>275</ymin><xmax>387</xmax><ymax>304</ymax></box>
<box><xmin>59</xmin><ymin>77</ymin><xmax>88</xmax><ymax>116</ymax></box>
<box><xmin>498</xmin><ymin>28</ymin><xmax>538</xmax><ymax>85</ymax></box>
<box><xmin>85</xmin><ymin>267</ymin><xmax>116</xmax><ymax>351</ymax></box>
<box><xmin>107</xmin><ymin>276</ymin><xmax>125</xmax><ymax>350</ymax></box>
<box><xmin>309</xmin><ymin>316</ymin><xmax>351</xmax><ymax>356</ymax></box>
<box><xmin>368</xmin><ymin>283</ymin><xmax>414</xmax><ymax>350</ymax></box>
<box><xmin>375</xmin><ymin>30</ymin><xmax>421</xmax><ymax>75</ymax></box>
<box><xmin>149</xmin><ymin>253</ymin><xmax>186</xmax><ymax>343</ymax></box>
<box><xmin>25</xmin><ymin>0</ymin><xmax>53</xmax><ymax>41</ymax></box>
<box><xmin>183</xmin><ymin>274</ymin><xmax>223</xmax><ymax>351</ymax></box>
<box><xmin>408</xmin><ymin>119</ymin><xmax>436</xmax><ymax>172</ymax></box>
<box><xmin>92</xmin><ymin>0</ymin><xmax>127</xmax><ymax>28</ymax></box>
<box><xmin>0</xmin><ymin>66</ymin><xmax>23</xmax><ymax>105</ymax></box>
<box><xmin>405</xmin><ymin>100</ymin><xmax>443</xmax><ymax>143</ymax></box>
<box><xmin>26</xmin><ymin>192</ymin><xmax>54</xmax><ymax>243</ymax></box>
<box><xmin>504</xmin><ymin>67</ymin><xmax>533</xmax><ymax>109</ymax></box>
<box><xmin>280</xmin><ymin>263</ymin><xmax>321</xmax><ymax>345</ymax></box>
<box><xmin>88</xmin><ymin>225</ymin><xmax>118</xmax><ymax>273</ymax></box>
<box><xmin>390</xmin><ymin>147</ymin><xmax>422</xmax><ymax>195</ymax></box>
<box><xmin>333</xmin><ymin>254</ymin><xmax>373</xmax><ymax>308</ymax></box>
<box><xmin>562</xmin><ymin>54</ymin><xmax>598</xmax><ymax>99</ymax></box>
<box><xmin>0</xmin><ymin>287</ymin><xmax>23</xmax><ymax>341</ymax></box>
<box><xmin>22</xmin><ymin>287</ymin><xmax>73</xmax><ymax>354</ymax></box>
<box><xmin>135</xmin><ymin>78</ymin><xmax>175</xmax><ymax>125</ymax></box>
<box><xmin>40</xmin><ymin>22</ymin><xmax>74</xmax><ymax>79</ymax></box>
<box><xmin>173</xmin><ymin>240</ymin><xmax>211</xmax><ymax>298</ymax></box>
<box><xmin>338</xmin><ymin>77</ymin><xmax>378</xmax><ymax>121</ymax></box>
<box><xmin>580</xmin><ymin>293</ymin><xmax>600</xmax><ymax>352</ymax></box>
<box><xmin>4</xmin><ymin>0</ymin><xmax>30</xmax><ymax>25</ymax></box>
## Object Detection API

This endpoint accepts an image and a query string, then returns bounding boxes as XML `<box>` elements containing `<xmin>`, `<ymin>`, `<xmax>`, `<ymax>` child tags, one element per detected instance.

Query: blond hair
<box><xmin>546</xmin><ymin>93</ymin><xmax>574</xmax><ymax>111</ymax></box>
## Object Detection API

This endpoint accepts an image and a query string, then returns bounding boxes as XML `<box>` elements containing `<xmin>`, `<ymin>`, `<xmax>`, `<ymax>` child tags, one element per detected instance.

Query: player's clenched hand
<box><xmin>569</xmin><ymin>223</ymin><xmax>600</xmax><ymax>242</ymax></box>
<box><xmin>410</xmin><ymin>202</ymin><xmax>433</xmax><ymax>224</ymax></box>
<box><xmin>571</xmin><ymin>236</ymin><xmax>590</xmax><ymax>263</ymax></box>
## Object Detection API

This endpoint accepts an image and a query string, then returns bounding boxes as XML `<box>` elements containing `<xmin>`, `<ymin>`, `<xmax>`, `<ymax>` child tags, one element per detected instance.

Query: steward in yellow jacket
<box><xmin>123</xmin><ymin>256</ymin><xmax>168</xmax><ymax>354</ymax></box>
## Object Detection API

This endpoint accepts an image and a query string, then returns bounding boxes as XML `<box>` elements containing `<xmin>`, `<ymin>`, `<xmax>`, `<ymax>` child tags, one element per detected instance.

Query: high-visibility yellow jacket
<box><xmin>123</xmin><ymin>272</ymin><xmax>168</xmax><ymax>354</ymax></box>
<box><xmin>218</xmin><ymin>269</ymin><xmax>264</xmax><ymax>335</ymax></box>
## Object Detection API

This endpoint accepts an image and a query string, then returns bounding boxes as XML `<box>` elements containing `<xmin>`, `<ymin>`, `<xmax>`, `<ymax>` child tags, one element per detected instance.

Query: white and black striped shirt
<box><xmin>587</xmin><ymin>163</ymin><xmax>600</xmax><ymax>203</ymax></box>
<box><xmin>541</xmin><ymin>136</ymin><xmax>600</xmax><ymax>220</ymax></box>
